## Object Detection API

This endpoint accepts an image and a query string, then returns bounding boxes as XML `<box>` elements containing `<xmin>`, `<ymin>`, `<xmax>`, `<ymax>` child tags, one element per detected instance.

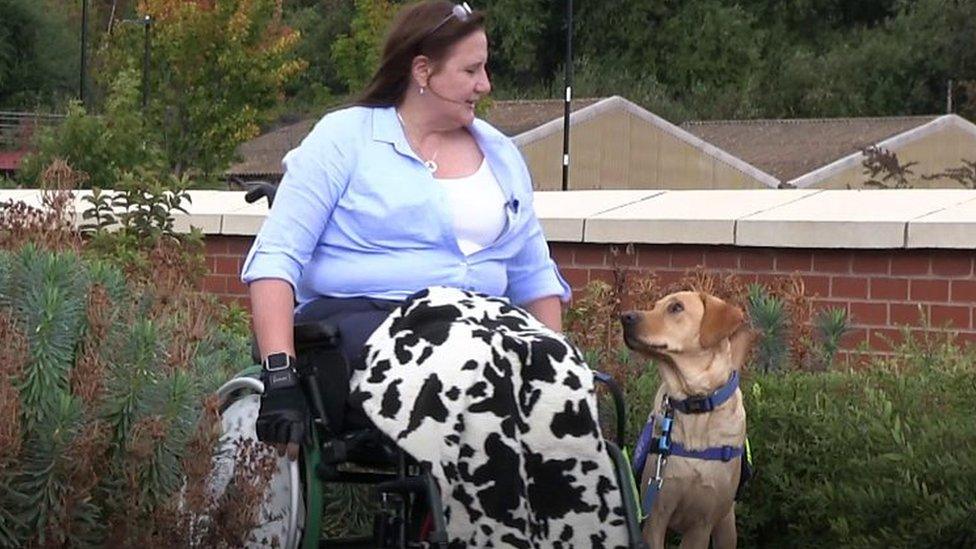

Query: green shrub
<box><xmin>18</xmin><ymin>70</ymin><xmax>164</xmax><ymax>189</ymax></box>
<box><xmin>737</xmin><ymin>356</ymin><xmax>976</xmax><ymax>547</ymax></box>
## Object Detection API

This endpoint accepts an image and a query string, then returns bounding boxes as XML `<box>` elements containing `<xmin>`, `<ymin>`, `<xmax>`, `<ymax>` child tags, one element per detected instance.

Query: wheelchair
<box><xmin>211</xmin><ymin>183</ymin><xmax>648</xmax><ymax>548</ymax></box>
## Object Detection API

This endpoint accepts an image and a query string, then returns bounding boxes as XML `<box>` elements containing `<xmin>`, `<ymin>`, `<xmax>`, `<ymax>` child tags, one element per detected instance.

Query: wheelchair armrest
<box><xmin>294</xmin><ymin>320</ymin><xmax>340</xmax><ymax>349</ymax></box>
<box><xmin>249</xmin><ymin>320</ymin><xmax>341</xmax><ymax>364</ymax></box>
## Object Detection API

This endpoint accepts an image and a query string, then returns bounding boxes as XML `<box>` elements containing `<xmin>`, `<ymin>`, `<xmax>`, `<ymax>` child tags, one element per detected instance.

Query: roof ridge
<box><xmin>683</xmin><ymin>115</ymin><xmax>941</xmax><ymax>126</ymax></box>
<box><xmin>491</xmin><ymin>97</ymin><xmax>606</xmax><ymax>105</ymax></box>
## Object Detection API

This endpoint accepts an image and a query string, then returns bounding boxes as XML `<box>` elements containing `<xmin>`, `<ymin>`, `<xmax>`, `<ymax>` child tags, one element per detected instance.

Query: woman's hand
<box><xmin>255</xmin><ymin>375</ymin><xmax>308</xmax><ymax>460</ymax></box>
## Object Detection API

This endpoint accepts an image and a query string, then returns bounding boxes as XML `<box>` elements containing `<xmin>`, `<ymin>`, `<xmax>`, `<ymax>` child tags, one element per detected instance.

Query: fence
<box><xmin>0</xmin><ymin>111</ymin><xmax>65</xmax><ymax>150</ymax></box>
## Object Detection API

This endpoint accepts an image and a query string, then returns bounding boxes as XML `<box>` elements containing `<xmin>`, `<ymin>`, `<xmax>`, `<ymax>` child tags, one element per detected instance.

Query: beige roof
<box><xmin>681</xmin><ymin>116</ymin><xmax>940</xmax><ymax>183</ymax></box>
<box><xmin>482</xmin><ymin>97</ymin><xmax>603</xmax><ymax>136</ymax></box>
<box><xmin>512</xmin><ymin>95</ymin><xmax>782</xmax><ymax>188</ymax></box>
<box><xmin>226</xmin><ymin>99</ymin><xmax>603</xmax><ymax>178</ymax></box>
<box><xmin>226</xmin><ymin>118</ymin><xmax>317</xmax><ymax>178</ymax></box>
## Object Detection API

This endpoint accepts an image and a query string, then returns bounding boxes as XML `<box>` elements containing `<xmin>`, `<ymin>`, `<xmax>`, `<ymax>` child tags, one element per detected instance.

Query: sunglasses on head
<box><xmin>424</xmin><ymin>2</ymin><xmax>474</xmax><ymax>39</ymax></box>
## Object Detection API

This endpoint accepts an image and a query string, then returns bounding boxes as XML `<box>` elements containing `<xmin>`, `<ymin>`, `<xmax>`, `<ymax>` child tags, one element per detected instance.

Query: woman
<box><xmin>242</xmin><ymin>1</ymin><xmax>570</xmax><ymax>453</ymax></box>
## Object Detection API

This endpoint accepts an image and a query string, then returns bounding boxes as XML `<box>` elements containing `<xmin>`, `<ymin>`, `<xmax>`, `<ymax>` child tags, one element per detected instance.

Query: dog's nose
<box><xmin>620</xmin><ymin>311</ymin><xmax>640</xmax><ymax>327</ymax></box>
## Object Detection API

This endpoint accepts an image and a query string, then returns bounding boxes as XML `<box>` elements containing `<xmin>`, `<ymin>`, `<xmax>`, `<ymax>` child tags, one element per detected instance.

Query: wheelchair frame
<box><xmin>223</xmin><ymin>183</ymin><xmax>647</xmax><ymax>548</ymax></box>
<box><xmin>218</xmin><ymin>319</ymin><xmax>646</xmax><ymax>548</ymax></box>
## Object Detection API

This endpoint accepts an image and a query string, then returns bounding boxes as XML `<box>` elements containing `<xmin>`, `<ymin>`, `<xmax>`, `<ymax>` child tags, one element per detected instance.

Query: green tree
<box><xmin>654</xmin><ymin>0</ymin><xmax>764</xmax><ymax>119</ymax></box>
<box><xmin>330</xmin><ymin>0</ymin><xmax>398</xmax><ymax>93</ymax></box>
<box><xmin>18</xmin><ymin>69</ymin><xmax>163</xmax><ymax>188</ymax></box>
<box><xmin>102</xmin><ymin>0</ymin><xmax>304</xmax><ymax>181</ymax></box>
<box><xmin>0</xmin><ymin>0</ymin><xmax>79</xmax><ymax>109</ymax></box>
<box><xmin>283</xmin><ymin>0</ymin><xmax>356</xmax><ymax>113</ymax></box>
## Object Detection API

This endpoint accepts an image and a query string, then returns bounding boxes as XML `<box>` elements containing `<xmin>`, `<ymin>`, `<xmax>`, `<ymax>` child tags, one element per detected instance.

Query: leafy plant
<box><xmin>0</xmin><ymin>0</ymin><xmax>78</xmax><ymax>109</ymax></box>
<box><xmin>81</xmin><ymin>171</ymin><xmax>191</xmax><ymax>241</ymax></box>
<box><xmin>811</xmin><ymin>307</ymin><xmax>851</xmax><ymax>371</ymax></box>
<box><xmin>923</xmin><ymin>159</ymin><xmax>976</xmax><ymax>189</ymax></box>
<box><xmin>0</xmin><ymin>164</ymin><xmax>265</xmax><ymax>546</ymax></box>
<box><xmin>745</xmin><ymin>284</ymin><xmax>788</xmax><ymax>373</ymax></box>
<box><xmin>330</xmin><ymin>0</ymin><xmax>396</xmax><ymax>93</ymax></box>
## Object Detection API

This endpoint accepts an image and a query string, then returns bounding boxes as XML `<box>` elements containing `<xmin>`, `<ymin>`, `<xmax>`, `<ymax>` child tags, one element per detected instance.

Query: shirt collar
<box><xmin>372</xmin><ymin>105</ymin><xmax>505</xmax><ymax>147</ymax></box>
<box><xmin>372</xmin><ymin>106</ymin><xmax>414</xmax><ymax>158</ymax></box>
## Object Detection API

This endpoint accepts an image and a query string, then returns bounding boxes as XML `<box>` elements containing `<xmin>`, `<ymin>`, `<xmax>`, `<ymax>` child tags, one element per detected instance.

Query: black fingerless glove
<box><xmin>256</xmin><ymin>358</ymin><xmax>308</xmax><ymax>447</ymax></box>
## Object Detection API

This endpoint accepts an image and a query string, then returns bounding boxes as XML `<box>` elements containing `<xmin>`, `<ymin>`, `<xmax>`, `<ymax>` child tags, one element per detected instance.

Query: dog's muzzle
<box><xmin>620</xmin><ymin>312</ymin><xmax>669</xmax><ymax>352</ymax></box>
<box><xmin>620</xmin><ymin>311</ymin><xmax>641</xmax><ymax>348</ymax></box>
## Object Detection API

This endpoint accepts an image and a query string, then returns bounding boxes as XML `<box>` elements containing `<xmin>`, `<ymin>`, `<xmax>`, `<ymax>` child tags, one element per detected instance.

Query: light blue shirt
<box><xmin>241</xmin><ymin>106</ymin><xmax>570</xmax><ymax>309</ymax></box>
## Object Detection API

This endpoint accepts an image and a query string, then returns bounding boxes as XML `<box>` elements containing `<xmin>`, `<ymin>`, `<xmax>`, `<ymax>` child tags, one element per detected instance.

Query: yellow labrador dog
<box><xmin>620</xmin><ymin>291</ymin><xmax>755</xmax><ymax>549</ymax></box>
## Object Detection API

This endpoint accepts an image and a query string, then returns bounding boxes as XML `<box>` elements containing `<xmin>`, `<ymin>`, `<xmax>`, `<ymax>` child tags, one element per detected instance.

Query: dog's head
<box><xmin>620</xmin><ymin>291</ymin><xmax>753</xmax><ymax>392</ymax></box>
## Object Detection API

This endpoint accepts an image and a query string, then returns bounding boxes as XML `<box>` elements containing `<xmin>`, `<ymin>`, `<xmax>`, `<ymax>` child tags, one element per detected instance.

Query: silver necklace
<box><xmin>396</xmin><ymin>109</ymin><xmax>439</xmax><ymax>173</ymax></box>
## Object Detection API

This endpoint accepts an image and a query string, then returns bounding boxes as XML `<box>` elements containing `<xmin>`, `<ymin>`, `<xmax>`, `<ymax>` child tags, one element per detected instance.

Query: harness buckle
<box><xmin>682</xmin><ymin>395</ymin><xmax>714</xmax><ymax>413</ymax></box>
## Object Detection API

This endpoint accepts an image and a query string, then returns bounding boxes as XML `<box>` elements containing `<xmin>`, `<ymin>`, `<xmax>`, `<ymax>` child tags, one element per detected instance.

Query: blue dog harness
<box><xmin>632</xmin><ymin>371</ymin><xmax>745</xmax><ymax>517</ymax></box>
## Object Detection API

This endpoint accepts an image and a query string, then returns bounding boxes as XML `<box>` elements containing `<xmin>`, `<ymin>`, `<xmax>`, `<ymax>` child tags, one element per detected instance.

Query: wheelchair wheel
<box><xmin>213</xmin><ymin>376</ymin><xmax>305</xmax><ymax>549</ymax></box>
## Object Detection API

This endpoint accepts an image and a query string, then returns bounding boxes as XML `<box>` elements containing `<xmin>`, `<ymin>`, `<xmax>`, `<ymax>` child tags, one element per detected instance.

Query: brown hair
<box><xmin>355</xmin><ymin>1</ymin><xmax>486</xmax><ymax>107</ymax></box>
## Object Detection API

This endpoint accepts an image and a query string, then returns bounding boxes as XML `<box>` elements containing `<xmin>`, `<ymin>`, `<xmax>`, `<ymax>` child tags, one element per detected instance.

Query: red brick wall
<box><xmin>203</xmin><ymin>235</ymin><xmax>253</xmax><ymax>307</ymax></box>
<box><xmin>206</xmin><ymin>236</ymin><xmax>976</xmax><ymax>352</ymax></box>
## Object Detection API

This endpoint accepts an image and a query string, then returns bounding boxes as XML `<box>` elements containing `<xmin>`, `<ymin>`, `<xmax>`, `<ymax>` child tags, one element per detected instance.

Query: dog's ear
<box><xmin>729</xmin><ymin>327</ymin><xmax>758</xmax><ymax>370</ymax></box>
<box><xmin>698</xmin><ymin>293</ymin><xmax>745</xmax><ymax>349</ymax></box>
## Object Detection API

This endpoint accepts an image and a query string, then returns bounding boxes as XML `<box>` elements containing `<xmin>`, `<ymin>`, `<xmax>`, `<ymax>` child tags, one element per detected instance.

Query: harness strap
<box><xmin>669</xmin><ymin>441</ymin><xmax>743</xmax><ymax>462</ymax></box>
<box><xmin>671</xmin><ymin>370</ymin><xmax>739</xmax><ymax>414</ymax></box>
<box><xmin>642</xmin><ymin>478</ymin><xmax>661</xmax><ymax>517</ymax></box>
<box><xmin>631</xmin><ymin>415</ymin><xmax>655</xmax><ymax>480</ymax></box>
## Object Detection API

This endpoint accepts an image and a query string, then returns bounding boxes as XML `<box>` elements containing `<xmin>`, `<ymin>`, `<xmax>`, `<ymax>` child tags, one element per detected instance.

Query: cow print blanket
<box><xmin>350</xmin><ymin>287</ymin><xmax>628</xmax><ymax>548</ymax></box>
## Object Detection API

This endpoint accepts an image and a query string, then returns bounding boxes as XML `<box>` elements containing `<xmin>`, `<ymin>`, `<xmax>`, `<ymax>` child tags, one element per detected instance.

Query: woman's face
<box><xmin>426</xmin><ymin>30</ymin><xmax>491</xmax><ymax>126</ymax></box>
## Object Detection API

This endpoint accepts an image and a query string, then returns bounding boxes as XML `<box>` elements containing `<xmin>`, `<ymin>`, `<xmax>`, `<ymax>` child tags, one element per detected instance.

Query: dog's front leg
<box><xmin>678</xmin><ymin>525</ymin><xmax>712</xmax><ymax>549</ymax></box>
<box><xmin>710</xmin><ymin>507</ymin><xmax>737</xmax><ymax>549</ymax></box>
<box><xmin>643</xmin><ymin>509</ymin><xmax>670</xmax><ymax>549</ymax></box>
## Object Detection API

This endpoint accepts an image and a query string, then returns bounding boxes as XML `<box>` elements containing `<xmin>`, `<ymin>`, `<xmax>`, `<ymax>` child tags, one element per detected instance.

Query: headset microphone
<box><xmin>425</xmin><ymin>82</ymin><xmax>475</xmax><ymax>107</ymax></box>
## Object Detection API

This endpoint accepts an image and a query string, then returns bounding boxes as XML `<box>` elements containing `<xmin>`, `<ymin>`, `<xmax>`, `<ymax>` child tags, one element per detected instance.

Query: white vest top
<box><xmin>435</xmin><ymin>159</ymin><xmax>507</xmax><ymax>256</ymax></box>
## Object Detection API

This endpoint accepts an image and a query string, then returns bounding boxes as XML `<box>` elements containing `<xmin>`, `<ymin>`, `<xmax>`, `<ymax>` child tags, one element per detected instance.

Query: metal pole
<box><xmin>143</xmin><ymin>15</ymin><xmax>152</xmax><ymax>112</ymax></box>
<box><xmin>80</xmin><ymin>0</ymin><xmax>88</xmax><ymax>104</ymax></box>
<box><xmin>561</xmin><ymin>0</ymin><xmax>573</xmax><ymax>192</ymax></box>
<box><xmin>947</xmin><ymin>79</ymin><xmax>953</xmax><ymax>114</ymax></box>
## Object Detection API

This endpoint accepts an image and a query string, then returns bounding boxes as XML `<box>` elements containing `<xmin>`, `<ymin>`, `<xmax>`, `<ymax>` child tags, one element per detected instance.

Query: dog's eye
<box><xmin>667</xmin><ymin>301</ymin><xmax>684</xmax><ymax>314</ymax></box>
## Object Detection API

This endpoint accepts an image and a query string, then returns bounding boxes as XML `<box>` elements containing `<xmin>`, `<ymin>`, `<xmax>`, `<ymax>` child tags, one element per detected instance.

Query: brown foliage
<box><xmin>137</xmin><ymin>236</ymin><xmax>208</xmax><ymax>298</ymax></box>
<box><xmin>0</xmin><ymin>313</ymin><xmax>28</xmax><ymax>466</ymax></box>
<box><xmin>0</xmin><ymin>159</ymin><xmax>84</xmax><ymax>252</ymax></box>
<box><xmin>120</xmin><ymin>436</ymin><xmax>280</xmax><ymax>548</ymax></box>
<box><xmin>1</xmin><ymin>159</ymin><xmax>260</xmax><ymax>545</ymax></box>
<box><xmin>566</xmin><ymin>262</ymin><xmax>819</xmax><ymax>388</ymax></box>
<box><xmin>861</xmin><ymin>145</ymin><xmax>976</xmax><ymax>190</ymax></box>
<box><xmin>103</xmin><ymin>409</ymin><xmax>275</xmax><ymax>548</ymax></box>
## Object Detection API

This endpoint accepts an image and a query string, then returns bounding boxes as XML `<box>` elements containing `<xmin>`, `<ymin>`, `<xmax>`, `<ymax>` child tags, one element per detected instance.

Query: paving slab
<box><xmin>222</xmin><ymin>199</ymin><xmax>271</xmax><ymax>235</ymax></box>
<box><xmin>585</xmin><ymin>189</ymin><xmax>820</xmax><ymax>244</ymax></box>
<box><xmin>533</xmin><ymin>190</ymin><xmax>663</xmax><ymax>241</ymax></box>
<box><xmin>907</xmin><ymin>192</ymin><xmax>976</xmax><ymax>248</ymax></box>
<box><xmin>737</xmin><ymin>190</ymin><xmax>976</xmax><ymax>248</ymax></box>
<box><xmin>171</xmin><ymin>190</ymin><xmax>253</xmax><ymax>234</ymax></box>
